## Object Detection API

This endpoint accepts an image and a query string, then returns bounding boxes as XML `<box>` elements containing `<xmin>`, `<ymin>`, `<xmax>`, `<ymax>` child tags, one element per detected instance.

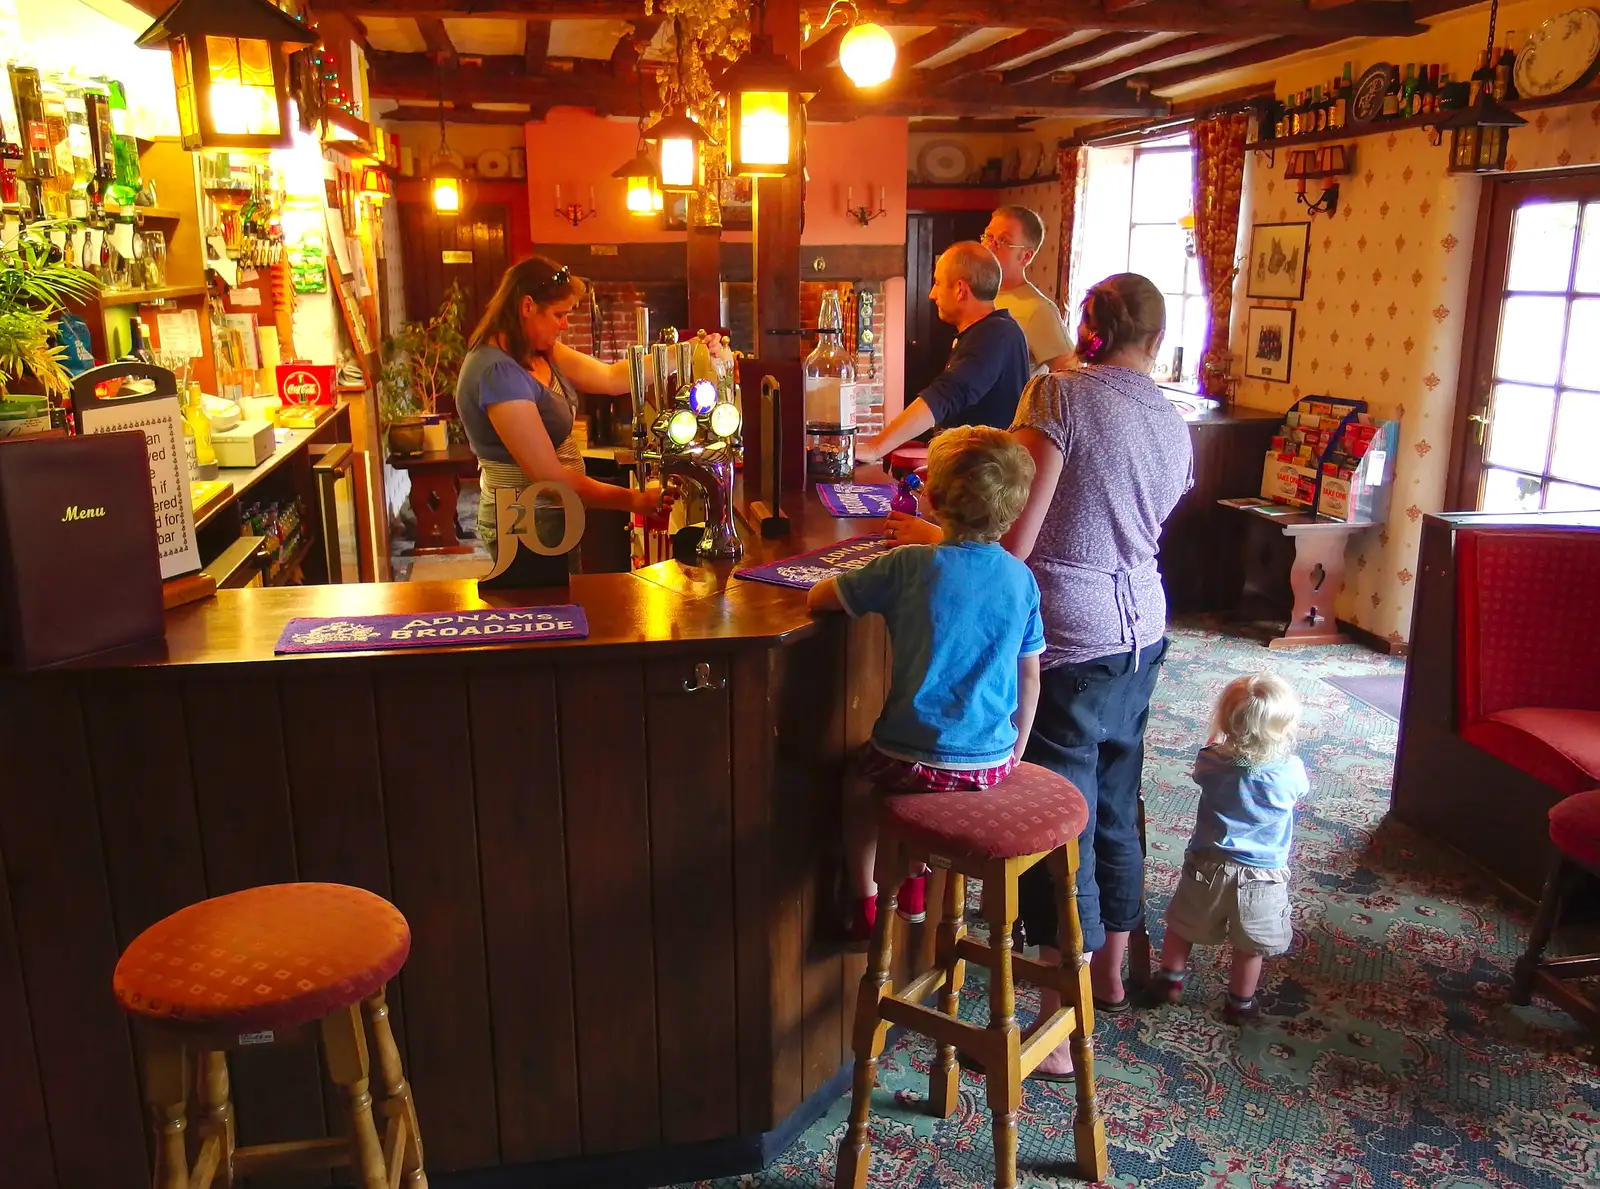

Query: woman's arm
<box><xmin>1013</xmin><ymin>653</ymin><xmax>1041</xmax><ymax>762</ymax></box>
<box><xmin>486</xmin><ymin>401</ymin><xmax>657</xmax><ymax>514</ymax></box>
<box><xmin>548</xmin><ymin>341</ymin><xmax>630</xmax><ymax>395</ymax></box>
<box><xmin>1001</xmin><ymin>426</ymin><xmax>1064</xmax><ymax>562</ymax></box>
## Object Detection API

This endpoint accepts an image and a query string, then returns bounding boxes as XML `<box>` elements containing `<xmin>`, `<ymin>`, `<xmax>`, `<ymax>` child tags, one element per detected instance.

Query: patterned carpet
<box><xmin>682</xmin><ymin>622</ymin><xmax>1600</xmax><ymax>1189</ymax></box>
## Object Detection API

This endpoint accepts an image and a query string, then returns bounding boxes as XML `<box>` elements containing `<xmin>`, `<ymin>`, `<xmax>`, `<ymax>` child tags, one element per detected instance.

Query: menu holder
<box><xmin>71</xmin><ymin>363</ymin><xmax>201</xmax><ymax>581</ymax></box>
<box><xmin>0</xmin><ymin>431</ymin><xmax>165</xmax><ymax>668</ymax></box>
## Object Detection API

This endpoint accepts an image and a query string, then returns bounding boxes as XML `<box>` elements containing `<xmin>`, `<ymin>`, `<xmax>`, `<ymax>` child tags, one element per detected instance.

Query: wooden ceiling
<box><xmin>303</xmin><ymin>0</ymin><xmax>1483</xmax><ymax>125</ymax></box>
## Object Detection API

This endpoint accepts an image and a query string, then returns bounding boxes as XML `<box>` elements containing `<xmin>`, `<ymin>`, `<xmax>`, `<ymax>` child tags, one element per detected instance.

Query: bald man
<box><xmin>857</xmin><ymin>241</ymin><xmax>1031</xmax><ymax>465</ymax></box>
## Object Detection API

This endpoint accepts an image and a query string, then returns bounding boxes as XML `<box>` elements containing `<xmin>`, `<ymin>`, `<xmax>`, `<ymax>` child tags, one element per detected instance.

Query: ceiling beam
<box><xmin>801</xmin><ymin>23</ymin><xmax>848</xmax><ymax>69</ymax></box>
<box><xmin>367</xmin><ymin>54</ymin><xmax>1168</xmax><ymax>118</ymax></box>
<box><xmin>919</xmin><ymin>30</ymin><xmax>1066</xmax><ymax>87</ymax></box>
<box><xmin>1141</xmin><ymin>34</ymin><xmax>1334</xmax><ymax>91</ymax></box>
<box><xmin>313</xmin><ymin>0</ymin><xmax>1423</xmax><ymax>37</ymax></box>
<box><xmin>1073</xmin><ymin>33</ymin><xmax>1258</xmax><ymax>89</ymax></box>
<box><xmin>999</xmin><ymin>32</ymin><xmax>1148</xmax><ymax>85</ymax></box>
<box><xmin>524</xmin><ymin>20</ymin><xmax>550</xmax><ymax>71</ymax></box>
<box><xmin>899</xmin><ymin>26</ymin><xmax>978</xmax><ymax>68</ymax></box>
<box><xmin>384</xmin><ymin>105</ymin><xmax>541</xmax><ymax>124</ymax></box>
<box><xmin>416</xmin><ymin>17</ymin><xmax>457</xmax><ymax>66</ymax></box>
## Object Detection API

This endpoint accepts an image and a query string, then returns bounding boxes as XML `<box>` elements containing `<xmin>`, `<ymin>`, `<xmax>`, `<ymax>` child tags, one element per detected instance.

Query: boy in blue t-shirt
<box><xmin>808</xmin><ymin>426</ymin><xmax>1045</xmax><ymax>944</ymax></box>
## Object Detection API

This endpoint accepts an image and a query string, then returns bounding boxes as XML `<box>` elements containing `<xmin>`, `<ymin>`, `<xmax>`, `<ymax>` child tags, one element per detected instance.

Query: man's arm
<box><xmin>918</xmin><ymin>326</ymin><xmax>1010</xmax><ymax>426</ymax></box>
<box><xmin>857</xmin><ymin>398</ymin><xmax>936</xmax><ymax>465</ymax></box>
<box><xmin>807</xmin><ymin>576</ymin><xmax>845</xmax><ymax>612</ymax></box>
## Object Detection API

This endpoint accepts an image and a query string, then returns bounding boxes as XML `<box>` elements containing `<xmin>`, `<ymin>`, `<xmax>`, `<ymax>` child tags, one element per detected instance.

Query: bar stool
<box><xmin>113</xmin><ymin>883</ymin><xmax>426</xmax><ymax>1189</ymax></box>
<box><xmin>1512</xmin><ymin>789</ymin><xmax>1600</xmax><ymax>1059</ymax></box>
<box><xmin>836</xmin><ymin>763</ymin><xmax>1109</xmax><ymax>1189</ymax></box>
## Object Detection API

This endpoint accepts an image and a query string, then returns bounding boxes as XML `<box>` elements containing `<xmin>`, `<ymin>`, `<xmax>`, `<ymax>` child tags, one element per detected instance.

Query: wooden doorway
<box><xmin>1450</xmin><ymin>171</ymin><xmax>1600</xmax><ymax>512</ymax></box>
<box><xmin>904</xmin><ymin>210</ymin><xmax>990</xmax><ymax>399</ymax></box>
<box><xmin>397</xmin><ymin>202</ymin><xmax>511</xmax><ymax>339</ymax></box>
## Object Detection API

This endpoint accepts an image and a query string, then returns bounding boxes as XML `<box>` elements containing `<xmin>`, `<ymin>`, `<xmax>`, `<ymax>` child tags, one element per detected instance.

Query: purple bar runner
<box><xmin>815</xmin><ymin>482</ymin><xmax>897</xmax><ymax>518</ymax></box>
<box><xmin>275</xmin><ymin>606</ymin><xmax>589</xmax><ymax>654</ymax></box>
<box><xmin>734</xmin><ymin>534</ymin><xmax>893</xmax><ymax>590</ymax></box>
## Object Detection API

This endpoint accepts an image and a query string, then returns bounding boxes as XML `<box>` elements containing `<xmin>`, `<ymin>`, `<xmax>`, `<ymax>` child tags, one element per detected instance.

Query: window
<box><xmin>1075</xmin><ymin>138</ymin><xmax>1207</xmax><ymax>384</ymax></box>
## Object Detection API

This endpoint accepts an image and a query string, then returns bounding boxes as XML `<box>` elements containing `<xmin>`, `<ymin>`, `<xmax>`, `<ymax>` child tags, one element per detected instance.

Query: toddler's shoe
<box><xmin>895</xmin><ymin>873</ymin><xmax>928</xmax><ymax>923</ymax></box>
<box><xmin>1148</xmin><ymin>968</ymin><xmax>1186</xmax><ymax>1006</ymax></box>
<box><xmin>844</xmin><ymin>896</ymin><xmax>877</xmax><ymax>949</ymax></box>
<box><xmin>1223</xmin><ymin>993</ymin><xmax>1260</xmax><ymax>1025</ymax></box>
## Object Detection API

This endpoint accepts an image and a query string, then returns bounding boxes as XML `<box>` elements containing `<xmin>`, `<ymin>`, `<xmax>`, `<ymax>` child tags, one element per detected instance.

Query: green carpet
<box><xmin>683</xmin><ymin>622</ymin><xmax>1600</xmax><ymax>1188</ymax></box>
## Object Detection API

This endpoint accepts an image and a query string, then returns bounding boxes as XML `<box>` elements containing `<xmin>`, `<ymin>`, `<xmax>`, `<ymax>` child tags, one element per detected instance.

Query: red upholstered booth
<box><xmin>1393</xmin><ymin>514</ymin><xmax>1600</xmax><ymax>897</ymax></box>
<box><xmin>1455</xmin><ymin>529</ymin><xmax>1600</xmax><ymax>799</ymax></box>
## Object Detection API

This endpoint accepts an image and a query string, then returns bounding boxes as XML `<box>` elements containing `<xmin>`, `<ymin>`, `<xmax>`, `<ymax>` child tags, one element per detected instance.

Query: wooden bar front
<box><xmin>0</xmin><ymin>489</ymin><xmax>885</xmax><ymax>1189</ymax></box>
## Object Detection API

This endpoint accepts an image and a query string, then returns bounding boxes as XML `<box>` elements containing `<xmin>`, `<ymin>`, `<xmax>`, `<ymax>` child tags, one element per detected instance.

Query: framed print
<box><xmin>1246</xmin><ymin>221</ymin><xmax>1310</xmax><ymax>300</ymax></box>
<box><xmin>1244</xmin><ymin>306</ymin><xmax>1296</xmax><ymax>383</ymax></box>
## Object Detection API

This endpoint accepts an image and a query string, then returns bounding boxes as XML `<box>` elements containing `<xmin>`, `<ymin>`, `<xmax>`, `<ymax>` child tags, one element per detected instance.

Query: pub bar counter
<box><xmin>0</xmin><ymin>484</ymin><xmax>891</xmax><ymax>1189</ymax></box>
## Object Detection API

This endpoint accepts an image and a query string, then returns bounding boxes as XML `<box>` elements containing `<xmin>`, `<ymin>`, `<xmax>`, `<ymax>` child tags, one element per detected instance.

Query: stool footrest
<box><xmin>233</xmin><ymin>1136</ymin><xmax>352</xmax><ymax>1178</ymax></box>
<box><xmin>880</xmin><ymin>996</ymin><xmax>982</xmax><ymax>1057</ymax></box>
<box><xmin>954</xmin><ymin>938</ymin><xmax>1074</xmax><ymax>994</ymax></box>
<box><xmin>898</xmin><ymin>965</ymin><xmax>949</xmax><ymax>1007</ymax></box>
<box><xmin>189</xmin><ymin>1135</ymin><xmax>222</xmax><ymax>1189</ymax></box>
<box><xmin>1018</xmin><ymin>1007</ymin><xmax>1080</xmax><ymax>1080</ymax></box>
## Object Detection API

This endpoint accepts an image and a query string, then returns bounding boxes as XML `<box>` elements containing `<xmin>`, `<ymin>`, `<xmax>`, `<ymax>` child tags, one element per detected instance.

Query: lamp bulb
<box><xmin>840</xmin><ymin>23</ymin><xmax>896</xmax><ymax>88</ymax></box>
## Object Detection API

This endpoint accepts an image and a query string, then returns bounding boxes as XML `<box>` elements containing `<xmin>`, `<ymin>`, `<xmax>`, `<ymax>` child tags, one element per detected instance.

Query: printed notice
<box><xmin>78</xmin><ymin>394</ymin><xmax>200</xmax><ymax>580</ymax></box>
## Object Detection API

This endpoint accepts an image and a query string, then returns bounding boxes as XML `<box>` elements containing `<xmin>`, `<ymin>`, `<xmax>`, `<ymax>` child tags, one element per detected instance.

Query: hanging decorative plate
<box><xmin>1515</xmin><ymin>9</ymin><xmax>1600</xmax><ymax>98</ymax></box>
<box><xmin>477</xmin><ymin>150</ymin><xmax>510</xmax><ymax>179</ymax></box>
<box><xmin>917</xmin><ymin>140</ymin><xmax>974</xmax><ymax>184</ymax></box>
<box><xmin>1350</xmin><ymin>62</ymin><xmax>1397</xmax><ymax>125</ymax></box>
<box><xmin>1017</xmin><ymin>140</ymin><xmax>1044</xmax><ymax>180</ymax></box>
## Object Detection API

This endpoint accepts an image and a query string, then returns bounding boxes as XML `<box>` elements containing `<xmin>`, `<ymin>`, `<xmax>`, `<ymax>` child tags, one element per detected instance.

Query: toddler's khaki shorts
<box><xmin>1164</xmin><ymin>854</ymin><xmax>1292</xmax><ymax>957</ymax></box>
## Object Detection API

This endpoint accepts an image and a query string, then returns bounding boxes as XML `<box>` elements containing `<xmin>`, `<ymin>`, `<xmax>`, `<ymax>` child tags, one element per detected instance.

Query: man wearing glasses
<box><xmin>856</xmin><ymin>241</ymin><xmax>1030</xmax><ymax>466</ymax></box>
<box><xmin>984</xmin><ymin>205</ymin><xmax>1075</xmax><ymax>376</ymax></box>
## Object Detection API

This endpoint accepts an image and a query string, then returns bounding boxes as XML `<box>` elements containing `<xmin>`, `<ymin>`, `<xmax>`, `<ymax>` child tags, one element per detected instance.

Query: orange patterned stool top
<box><xmin>114</xmin><ymin>883</ymin><xmax>411</xmax><ymax>1032</ymax></box>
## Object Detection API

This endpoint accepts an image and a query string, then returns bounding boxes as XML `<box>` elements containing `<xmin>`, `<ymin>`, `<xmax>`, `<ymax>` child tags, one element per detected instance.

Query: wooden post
<box><xmin>687</xmin><ymin>225</ymin><xmax>722</xmax><ymax>335</ymax></box>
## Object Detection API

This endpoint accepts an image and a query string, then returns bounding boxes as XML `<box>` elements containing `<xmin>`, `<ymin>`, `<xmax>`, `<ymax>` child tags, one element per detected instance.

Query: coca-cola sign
<box><xmin>275</xmin><ymin>363</ymin><xmax>336</xmax><ymax>406</ymax></box>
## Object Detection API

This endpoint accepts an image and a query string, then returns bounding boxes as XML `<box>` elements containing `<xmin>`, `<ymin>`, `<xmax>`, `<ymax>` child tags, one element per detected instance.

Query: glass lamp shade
<box><xmin>719</xmin><ymin>39</ymin><xmax>809</xmax><ymax>178</ymax></box>
<box><xmin>643</xmin><ymin>109</ymin><xmax>712</xmax><ymax>193</ymax></box>
<box><xmin>612</xmin><ymin>146</ymin><xmax>662</xmax><ymax>216</ymax></box>
<box><xmin>432</xmin><ymin>171</ymin><xmax>462</xmax><ymax>214</ymax></box>
<box><xmin>839</xmin><ymin>23</ymin><xmax>896</xmax><ymax>87</ymax></box>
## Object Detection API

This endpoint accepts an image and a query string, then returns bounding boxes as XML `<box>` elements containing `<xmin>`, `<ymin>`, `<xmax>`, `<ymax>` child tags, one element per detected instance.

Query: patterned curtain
<box><xmin>1191</xmin><ymin>112</ymin><xmax>1250</xmax><ymax>399</ymax></box>
<box><xmin>1055</xmin><ymin>145</ymin><xmax>1083</xmax><ymax>315</ymax></box>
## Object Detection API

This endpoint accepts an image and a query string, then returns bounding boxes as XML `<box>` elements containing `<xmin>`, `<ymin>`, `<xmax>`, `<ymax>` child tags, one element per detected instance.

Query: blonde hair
<box><xmin>925</xmin><ymin>426</ymin><xmax>1036</xmax><ymax>543</ymax></box>
<box><xmin>1209</xmin><ymin>673</ymin><xmax>1301</xmax><ymax>765</ymax></box>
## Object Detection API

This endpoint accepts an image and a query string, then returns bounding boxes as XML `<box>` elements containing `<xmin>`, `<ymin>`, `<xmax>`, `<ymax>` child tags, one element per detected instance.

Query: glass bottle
<box><xmin>804</xmin><ymin>290</ymin><xmax>857</xmax><ymax>480</ymax></box>
<box><xmin>106</xmin><ymin>80</ymin><xmax>142</xmax><ymax>208</ymax></box>
<box><xmin>185</xmin><ymin>381</ymin><xmax>218</xmax><ymax>478</ymax></box>
<box><xmin>10</xmin><ymin>65</ymin><xmax>53</xmax><ymax>211</ymax></box>
<box><xmin>1496</xmin><ymin>31</ymin><xmax>1518</xmax><ymax>101</ymax></box>
<box><xmin>63</xmin><ymin>85</ymin><xmax>93</xmax><ymax>220</ymax></box>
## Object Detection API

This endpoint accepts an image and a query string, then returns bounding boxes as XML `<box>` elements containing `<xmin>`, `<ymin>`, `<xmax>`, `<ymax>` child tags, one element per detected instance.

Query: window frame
<box><xmin>1126</xmin><ymin>140</ymin><xmax>1206</xmax><ymax>383</ymax></box>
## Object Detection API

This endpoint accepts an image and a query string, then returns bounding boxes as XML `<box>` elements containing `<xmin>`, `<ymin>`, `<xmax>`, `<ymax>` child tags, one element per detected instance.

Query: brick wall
<box><xmin>563</xmin><ymin>278</ymin><xmax>888</xmax><ymax>434</ymax></box>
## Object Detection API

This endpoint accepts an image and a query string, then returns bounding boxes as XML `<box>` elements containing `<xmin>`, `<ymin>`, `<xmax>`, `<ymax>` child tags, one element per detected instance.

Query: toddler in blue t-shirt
<box><xmin>808</xmin><ymin>426</ymin><xmax>1045</xmax><ymax>944</ymax></box>
<box><xmin>1153</xmin><ymin>672</ymin><xmax>1309</xmax><ymax>1023</ymax></box>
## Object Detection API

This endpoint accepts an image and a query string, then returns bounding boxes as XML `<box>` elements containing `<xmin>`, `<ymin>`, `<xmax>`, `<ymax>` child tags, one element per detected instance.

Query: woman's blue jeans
<box><xmin>1018</xmin><ymin>638</ymin><xmax>1169</xmax><ymax>953</ymax></box>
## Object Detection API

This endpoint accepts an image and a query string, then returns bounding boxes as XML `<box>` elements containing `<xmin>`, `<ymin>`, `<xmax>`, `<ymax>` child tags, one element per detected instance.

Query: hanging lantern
<box><xmin>839</xmin><ymin>22</ymin><xmax>895</xmax><ymax>87</ymax></box>
<box><xmin>643</xmin><ymin>107</ymin><xmax>713</xmax><ymax>192</ymax></box>
<box><xmin>1436</xmin><ymin>0</ymin><xmax>1526</xmax><ymax>174</ymax></box>
<box><xmin>360</xmin><ymin>166</ymin><xmax>391</xmax><ymax>201</ymax></box>
<box><xmin>136</xmin><ymin>0</ymin><xmax>316</xmax><ymax>151</ymax></box>
<box><xmin>431</xmin><ymin>166</ymin><xmax>463</xmax><ymax>214</ymax></box>
<box><xmin>612</xmin><ymin>142</ymin><xmax>662</xmax><ymax>216</ymax></box>
<box><xmin>427</xmin><ymin>94</ymin><xmax>467</xmax><ymax>215</ymax></box>
<box><xmin>718</xmin><ymin>35</ymin><xmax>812</xmax><ymax>178</ymax></box>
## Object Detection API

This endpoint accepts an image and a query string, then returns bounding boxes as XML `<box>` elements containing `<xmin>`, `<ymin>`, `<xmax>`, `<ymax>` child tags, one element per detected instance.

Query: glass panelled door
<box><xmin>1461</xmin><ymin>178</ymin><xmax>1600</xmax><ymax>511</ymax></box>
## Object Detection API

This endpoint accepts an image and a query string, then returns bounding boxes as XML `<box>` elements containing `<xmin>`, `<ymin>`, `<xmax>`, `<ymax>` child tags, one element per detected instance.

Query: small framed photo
<box><xmin>1246</xmin><ymin>221</ymin><xmax>1310</xmax><ymax>300</ymax></box>
<box><xmin>1244</xmin><ymin>306</ymin><xmax>1296</xmax><ymax>383</ymax></box>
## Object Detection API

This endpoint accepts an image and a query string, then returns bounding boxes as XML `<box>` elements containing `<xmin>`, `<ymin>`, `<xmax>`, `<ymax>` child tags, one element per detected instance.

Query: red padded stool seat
<box><xmin>1550</xmin><ymin>788</ymin><xmax>1600</xmax><ymax>870</ymax></box>
<box><xmin>837</xmin><ymin>763</ymin><xmax>1108</xmax><ymax>1189</ymax></box>
<box><xmin>115</xmin><ymin>883</ymin><xmax>411</xmax><ymax>1031</ymax></box>
<box><xmin>883</xmin><ymin>763</ymin><xmax>1091</xmax><ymax>860</ymax></box>
<box><xmin>114</xmin><ymin>884</ymin><xmax>424</xmax><ymax>1189</ymax></box>
<box><xmin>1463</xmin><ymin>708</ymin><xmax>1600</xmax><ymax>798</ymax></box>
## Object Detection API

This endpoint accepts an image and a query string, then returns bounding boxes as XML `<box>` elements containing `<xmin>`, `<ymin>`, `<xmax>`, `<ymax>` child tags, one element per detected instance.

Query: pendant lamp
<box><xmin>1436</xmin><ymin>0</ymin><xmax>1526</xmax><ymax>174</ymax></box>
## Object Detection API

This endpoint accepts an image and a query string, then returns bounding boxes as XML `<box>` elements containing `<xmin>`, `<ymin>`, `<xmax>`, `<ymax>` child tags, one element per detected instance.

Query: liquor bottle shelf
<box><xmin>1248</xmin><ymin>86</ymin><xmax>1600</xmax><ymax>153</ymax></box>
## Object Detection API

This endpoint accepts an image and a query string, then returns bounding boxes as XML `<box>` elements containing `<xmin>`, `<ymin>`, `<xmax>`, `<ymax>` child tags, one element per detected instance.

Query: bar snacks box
<box><xmin>1316</xmin><ymin>417</ymin><xmax>1398</xmax><ymax>523</ymax></box>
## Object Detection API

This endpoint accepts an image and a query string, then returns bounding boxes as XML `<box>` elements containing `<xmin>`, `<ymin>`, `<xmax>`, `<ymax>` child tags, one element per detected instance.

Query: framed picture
<box><xmin>1246</xmin><ymin>221</ymin><xmax>1310</xmax><ymax>300</ymax></box>
<box><xmin>1244</xmin><ymin>306</ymin><xmax>1296</xmax><ymax>382</ymax></box>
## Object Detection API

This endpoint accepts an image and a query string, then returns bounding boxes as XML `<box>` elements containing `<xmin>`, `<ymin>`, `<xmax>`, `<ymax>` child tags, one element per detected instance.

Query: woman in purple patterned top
<box><xmin>1005</xmin><ymin>273</ymin><xmax>1193</xmax><ymax>1079</ymax></box>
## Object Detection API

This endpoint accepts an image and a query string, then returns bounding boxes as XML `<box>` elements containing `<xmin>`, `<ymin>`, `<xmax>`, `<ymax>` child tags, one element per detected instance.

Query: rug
<box><xmin>680</xmin><ymin>622</ymin><xmax>1600</xmax><ymax>1189</ymax></box>
<box><xmin>1325</xmin><ymin>673</ymin><xmax>1407</xmax><ymax>723</ymax></box>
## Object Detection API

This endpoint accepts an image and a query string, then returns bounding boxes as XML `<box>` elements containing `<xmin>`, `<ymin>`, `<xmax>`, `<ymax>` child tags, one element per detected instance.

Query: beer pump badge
<box><xmin>275</xmin><ymin>363</ymin><xmax>337</xmax><ymax>406</ymax></box>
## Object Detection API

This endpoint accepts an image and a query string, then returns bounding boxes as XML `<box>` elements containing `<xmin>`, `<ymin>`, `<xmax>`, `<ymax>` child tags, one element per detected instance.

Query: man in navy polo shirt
<box><xmin>856</xmin><ymin>241</ymin><xmax>1031</xmax><ymax>465</ymax></box>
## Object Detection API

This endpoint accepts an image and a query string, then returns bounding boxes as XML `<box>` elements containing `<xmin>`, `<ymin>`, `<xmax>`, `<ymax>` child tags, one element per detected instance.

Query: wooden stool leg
<box><xmin>1513</xmin><ymin>851</ymin><xmax>1569</xmax><ymax>1005</ymax></box>
<box><xmin>141</xmin><ymin>1033</ymin><xmax>191</xmax><ymax>1189</ymax></box>
<box><xmin>1059</xmin><ymin>838</ymin><xmax>1109</xmax><ymax>1183</ymax></box>
<box><xmin>364</xmin><ymin>987</ymin><xmax>427</xmax><ymax>1188</ymax></box>
<box><xmin>983</xmin><ymin>859</ymin><xmax>1023</xmax><ymax>1189</ymax></box>
<box><xmin>321</xmin><ymin>1003</ymin><xmax>391</xmax><ymax>1189</ymax></box>
<box><xmin>1128</xmin><ymin>796</ymin><xmax>1153</xmax><ymax>989</ymax></box>
<box><xmin>194</xmin><ymin>1051</ymin><xmax>236</xmax><ymax>1189</ymax></box>
<box><xmin>929</xmin><ymin>870</ymin><xmax>968</xmax><ymax>1117</ymax></box>
<box><xmin>836</xmin><ymin>837</ymin><xmax>902</xmax><ymax>1189</ymax></box>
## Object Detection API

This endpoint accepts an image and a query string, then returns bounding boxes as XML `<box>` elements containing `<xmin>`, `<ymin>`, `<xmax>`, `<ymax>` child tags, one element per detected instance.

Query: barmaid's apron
<box><xmin>476</xmin><ymin>363</ymin><xmax>586</xmax><ymax>563</ymax></box>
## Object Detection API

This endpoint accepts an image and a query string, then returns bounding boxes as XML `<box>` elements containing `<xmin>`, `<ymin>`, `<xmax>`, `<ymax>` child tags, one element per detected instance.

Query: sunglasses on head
<box><xmin>530</xmin><ymin>265</ymin><xmax>572</xmax><ymax>298</ymax></box>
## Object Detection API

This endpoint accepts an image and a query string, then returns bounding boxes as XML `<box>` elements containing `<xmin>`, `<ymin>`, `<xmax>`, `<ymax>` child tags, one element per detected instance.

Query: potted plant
<box><xmin>379</xmin><ymin>282</ymin><xmax>467</xmax><ymax>457</ymax></box>
<box><xmin>0</xmin><ymin>222</ymin><xmax>99</xmax><ymax>418</ymax></box>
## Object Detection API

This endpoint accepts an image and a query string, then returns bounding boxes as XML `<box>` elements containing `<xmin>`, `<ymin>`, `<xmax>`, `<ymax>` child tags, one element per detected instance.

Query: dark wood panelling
<box><xmin>0</xmin><ymin>679</ymin><xmax>147</xmax><ymax>1189</ymax></box>
<box><xmin>839</xmin><ymin>615</ymin><xmax>888</xmax><ymax>1060</ymax></box>
<box><xmin>797</xmin><ymin>625</ymin><xmax>846</xmax><ymax>1098</ymax></box>
<box><xmin>0</xmin><ymin>834</ymin><xmax>55</xmax><ymax>1189</ymax></box>
<box><xmin>375</xmin><ymin>670</ymin><xmax>498</xmax><ymax>1173</ymax></box>
<box><xmin>558</xmin><ymin>662</ymin><xmax>661</xmax><ymax>1154</ymax></box>
<box><xmin>468</xmin><ymin>665</ymin><xmax>582</xmax><ymax>1163</ymax></box>
<box><xmin>646</xmin><ymin>656</ymin><xmax>739</xmax><ymax>1144</ymax></box>
<box><xmin>185</xmin><ymin>678</ymin><xmax>328</xmax><ymax>1181</ymax></box>
<box><xmin>399</xmin><ymin>203</ymin><xmax>510</xmax><ymax>338</ymax></box>
<box><xmin>729</xmin><ymin>648</ymin><xmax>777</xmax><ymax>1134</ymax></box>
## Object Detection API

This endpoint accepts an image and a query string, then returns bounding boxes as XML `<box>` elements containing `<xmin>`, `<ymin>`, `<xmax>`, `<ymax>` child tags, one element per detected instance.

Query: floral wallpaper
<box><xmin>1228</xmin><ymin>102</ymin><xmax>1600</xmax><ymax>647</ymax></box>
<box><xmin>998</xmin><ymin>177</ymin><xmax>1064</xmax><ymax>303</ymax></box>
